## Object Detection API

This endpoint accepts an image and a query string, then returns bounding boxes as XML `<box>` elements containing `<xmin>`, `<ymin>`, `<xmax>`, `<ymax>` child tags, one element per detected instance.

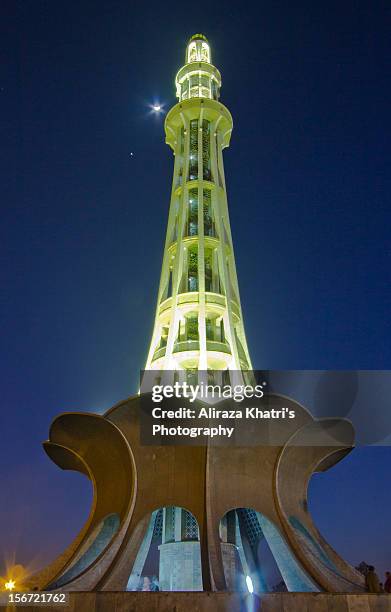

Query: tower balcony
<box><xmin>159</xmin><ymin>296</ymin><xmax>173</xmax><ymax>317</ymax></box>
<box><xmin>152</xmin><ymin>345</ymin><xmax>167</xmax><ymax>362</ymax></box>
<box><xmin>158</xmin><ymin>292</ymin><xmax>232</xmax><ymax>321</ymax></box>
<box><xmin>175</xmin><ymin>61</ymin><xmax>222</xmax><ymax>102</ymax></box>
<box><xmin>151</xmin><ymin>338</ymin><xmax>233</xmax><ymax>369</ymax></box>
<box><xmin>168</xmin><ymin>235</ymin><xmax>224</xmax><ymax>255</ymax></box>
<box><xmin>183</xmin><ymin>178</ymin><xmax>217</xmax><ymax>191</ymax></box>
<box><xmin>177</xmin><ymin>291</ymin><xmax>199</xmax><ymax>307</ymax></box>
<box><xmin>173</xmin><ymin>340</ymin><xmax>200</xmax><ymax>353</ymax></box>
<box><xmin>206</xmin><ymin>340</ymin><xmax>231</xmax><ymax>354</ymax></box>
<box><xmin>205</xmin><ymin>292</ymin><xmax>225</xmax><ymax>309</ymax></box>
<box><xmin>171</xmin><ymin>340</ymin><xmax>233</xmax><ymax>371</ymax></box>
<box><xmin>165</xmin><ymin>98</ymin><xmax>233</xmax><ymax>151</ymax></box>
<box><xmin>171</xmin><ymin>340</ymin><xmax>231</xmax><ymax>356</ymax></box>
<box><xmin>174</xmin><ymin>178</ymin><xmax>218</xmax><ymax>201</ymax></box>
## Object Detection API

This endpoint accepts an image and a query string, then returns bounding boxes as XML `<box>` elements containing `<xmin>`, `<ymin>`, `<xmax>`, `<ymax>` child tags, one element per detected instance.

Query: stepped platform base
<box><xmin>1</xmin><ymin>592</ymin><xmax>390</xmax><ymax>611</ymax></box>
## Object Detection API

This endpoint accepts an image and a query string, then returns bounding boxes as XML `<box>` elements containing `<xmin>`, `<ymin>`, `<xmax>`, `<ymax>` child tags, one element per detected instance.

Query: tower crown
<box><xmin>176</xmin><ymin>34</ymin><xmax>221</xmax><ymax>102</ymax></box>
<box><xmin>186</xmin><ymin>34</ymin><xmax>211</xmax><ymax>64</ymax></box>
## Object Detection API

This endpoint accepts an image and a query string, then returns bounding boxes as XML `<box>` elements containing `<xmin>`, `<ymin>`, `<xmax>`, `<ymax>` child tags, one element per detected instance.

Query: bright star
<box><xmin>152</xmin><ymin>104</ymin><xmax>161</xmax><ymax>112</ymax></box>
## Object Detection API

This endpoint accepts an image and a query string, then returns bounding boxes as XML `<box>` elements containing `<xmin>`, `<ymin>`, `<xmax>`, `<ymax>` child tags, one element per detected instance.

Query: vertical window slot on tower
<box><xmin>167</xmin><ymin>268</ymin><xmax>173</xmax><ymax>298</ymax></box>
<box><xmin>202</xmin><ymin>120</ymin><xmax>211</xmax><ymax>181</ymax></box>
<box><xmin>203</xmin><ymin>189</ymin><xmax>215</xmax><ymax>237</ymax></box>
<box><xmin>189</xmin><ymin>120</ymin><xmax>198</xmax><ymax>180</ymax></box>
<box><xmin>187</xmin><ymin>247</ymin><xmax>198</xmax><ymax>292</ymax></box>
<box><xmin>187</xmin><ymin>189</ymin><xmax>198</xmax><ymax>236</ymax></box>
<box><xmin>204</xmin><ymin>250</ymin><xmax>213</xmax><ymax>292</ymax></box>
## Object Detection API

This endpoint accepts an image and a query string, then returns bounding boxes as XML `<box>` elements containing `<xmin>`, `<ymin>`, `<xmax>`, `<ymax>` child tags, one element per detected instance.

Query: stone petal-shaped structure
<box><xmin>26</xmin><ymin>394</ymin><xmax>365</xmax><ymax>593</ymax></box>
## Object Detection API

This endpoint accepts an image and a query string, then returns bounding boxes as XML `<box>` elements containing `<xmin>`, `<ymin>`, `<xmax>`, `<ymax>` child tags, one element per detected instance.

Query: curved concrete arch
<box><xmin>98</xmin><ymin>395</ymin><xmax>211</xmax><ymax>591</ymax></box>
<box><xmin>218</xmin><ymin>506</ymin><xmax>318</xmax><ymax>593</ymax></box>
<box><xmin>126</xmin><ymin>505</ymin><xmax>203</xmax><ymax>592</ymax></box>
<box><xmin>274</xmin><ymin>418</ymin><xmax>366</xmax><ymax>592</ymax></box>
<box><xmin>26</xmin><ymin>412</ymin><xmax>136</xmax><ymax>591</ymax></box>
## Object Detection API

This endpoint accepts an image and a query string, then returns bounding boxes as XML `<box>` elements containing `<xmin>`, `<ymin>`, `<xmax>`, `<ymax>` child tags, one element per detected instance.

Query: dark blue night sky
<box><xmin>1</xmin><ymin>0</ymin><xmax>390</xmax><ymax>582</ymax></box>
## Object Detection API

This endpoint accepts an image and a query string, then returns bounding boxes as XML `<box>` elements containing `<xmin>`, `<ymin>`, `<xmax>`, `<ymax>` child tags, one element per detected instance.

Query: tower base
<box><xmin>159</xmin><ymin>541</ymin><xmax>202</xmax><ymax>591</ymax></box>
<box><xmin>25</xmin><ymin>392</ymin><xmax>366</xmax><ymax>593</ymax></box>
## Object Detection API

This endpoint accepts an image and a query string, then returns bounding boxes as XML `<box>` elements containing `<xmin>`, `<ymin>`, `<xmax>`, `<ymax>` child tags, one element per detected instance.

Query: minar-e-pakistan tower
<box><xmin>145</xmin><ymin>33</ymin><xmax>253</xmax><ymax>590</ymax></box>
<box><xmin>28</xmin><ymin>35</ymin><xmax>366</xmax><ymax>596</ymax></box>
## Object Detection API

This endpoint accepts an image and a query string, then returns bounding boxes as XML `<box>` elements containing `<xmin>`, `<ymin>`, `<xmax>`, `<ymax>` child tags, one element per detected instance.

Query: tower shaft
<box><xmin>145</xmin><ymin>35</ymin><xmax>251</xmax><ymax>381</ymax></box>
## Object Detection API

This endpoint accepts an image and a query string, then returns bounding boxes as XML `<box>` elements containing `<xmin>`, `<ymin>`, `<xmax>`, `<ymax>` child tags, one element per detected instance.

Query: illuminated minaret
<box><xmin>145</xmin><ymin>34</ymin><xmax>252</xmax><ymax>382</ymax></box>
<box><xmin>137</xmin><ymin>34</ymin><xmax>254</xmax><ymax>592</ymax></box>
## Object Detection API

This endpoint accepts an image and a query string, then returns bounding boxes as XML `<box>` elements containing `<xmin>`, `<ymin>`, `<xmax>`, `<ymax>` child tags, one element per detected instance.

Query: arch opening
<box><xmin>48</xmin><ymin>513</ymin><xmax>120</xmax><ymax>589</ymax></box>
<box><xmin>127</xmin><ymin>507</ymin><xmax>202</xmax><ymax>592</ymax></box>
<box><xmin>219</xmin><ymin>508</ymin><xmax>318</xmax><ymax>593</ymax></box>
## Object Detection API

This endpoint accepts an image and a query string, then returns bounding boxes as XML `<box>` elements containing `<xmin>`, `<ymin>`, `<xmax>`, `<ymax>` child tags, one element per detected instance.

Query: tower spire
<box><xmin>185</xmin><ymin>34</ymin><xmax>211</xmax><ymax>64</ymax></box>
<box><xmin>145</xmin><ymin>35</ymin><xmax>252</xmax><ymax>383</ymax></box>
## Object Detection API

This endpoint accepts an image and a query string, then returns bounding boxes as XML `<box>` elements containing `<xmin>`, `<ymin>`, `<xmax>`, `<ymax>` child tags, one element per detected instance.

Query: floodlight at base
<box><xmin>5</xmin><ymin>579</ymin><xmax>16</xmax><ymax>591</ymax></box>
<box><xmin>246</xmin><ymin>575</ymin><xmax>254</xmax><ymax>594</ymax></box>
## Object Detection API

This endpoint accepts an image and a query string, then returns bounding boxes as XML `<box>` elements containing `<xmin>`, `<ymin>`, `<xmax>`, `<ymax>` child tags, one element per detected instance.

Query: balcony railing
<box><xmin>152</xmin><ymin>345</ymin><xmax>167</xmax><ymax>361</ymax></box>
<box><xmin>206</xmin><ymin>341</ymin><xmax>231</xmax><ymax>354</ymax></box>
<box><xmin>159</xmin><ymin>296</ymin><xmax>173</xmax><ymax>315</ymax></box>
<box><xmin>177</xmin><ymin>292</ymin><xmax>199</xmax><ymax>305</ymax></box>
<box><xmin>173</xmin><ymin>340</ymin><xmax>200</xmax><ymax>353</ymax></box>
<box><xmin>205</xmin><ymin>292</ymin><xmax>225</xmax><ymax>307</ymax></box>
